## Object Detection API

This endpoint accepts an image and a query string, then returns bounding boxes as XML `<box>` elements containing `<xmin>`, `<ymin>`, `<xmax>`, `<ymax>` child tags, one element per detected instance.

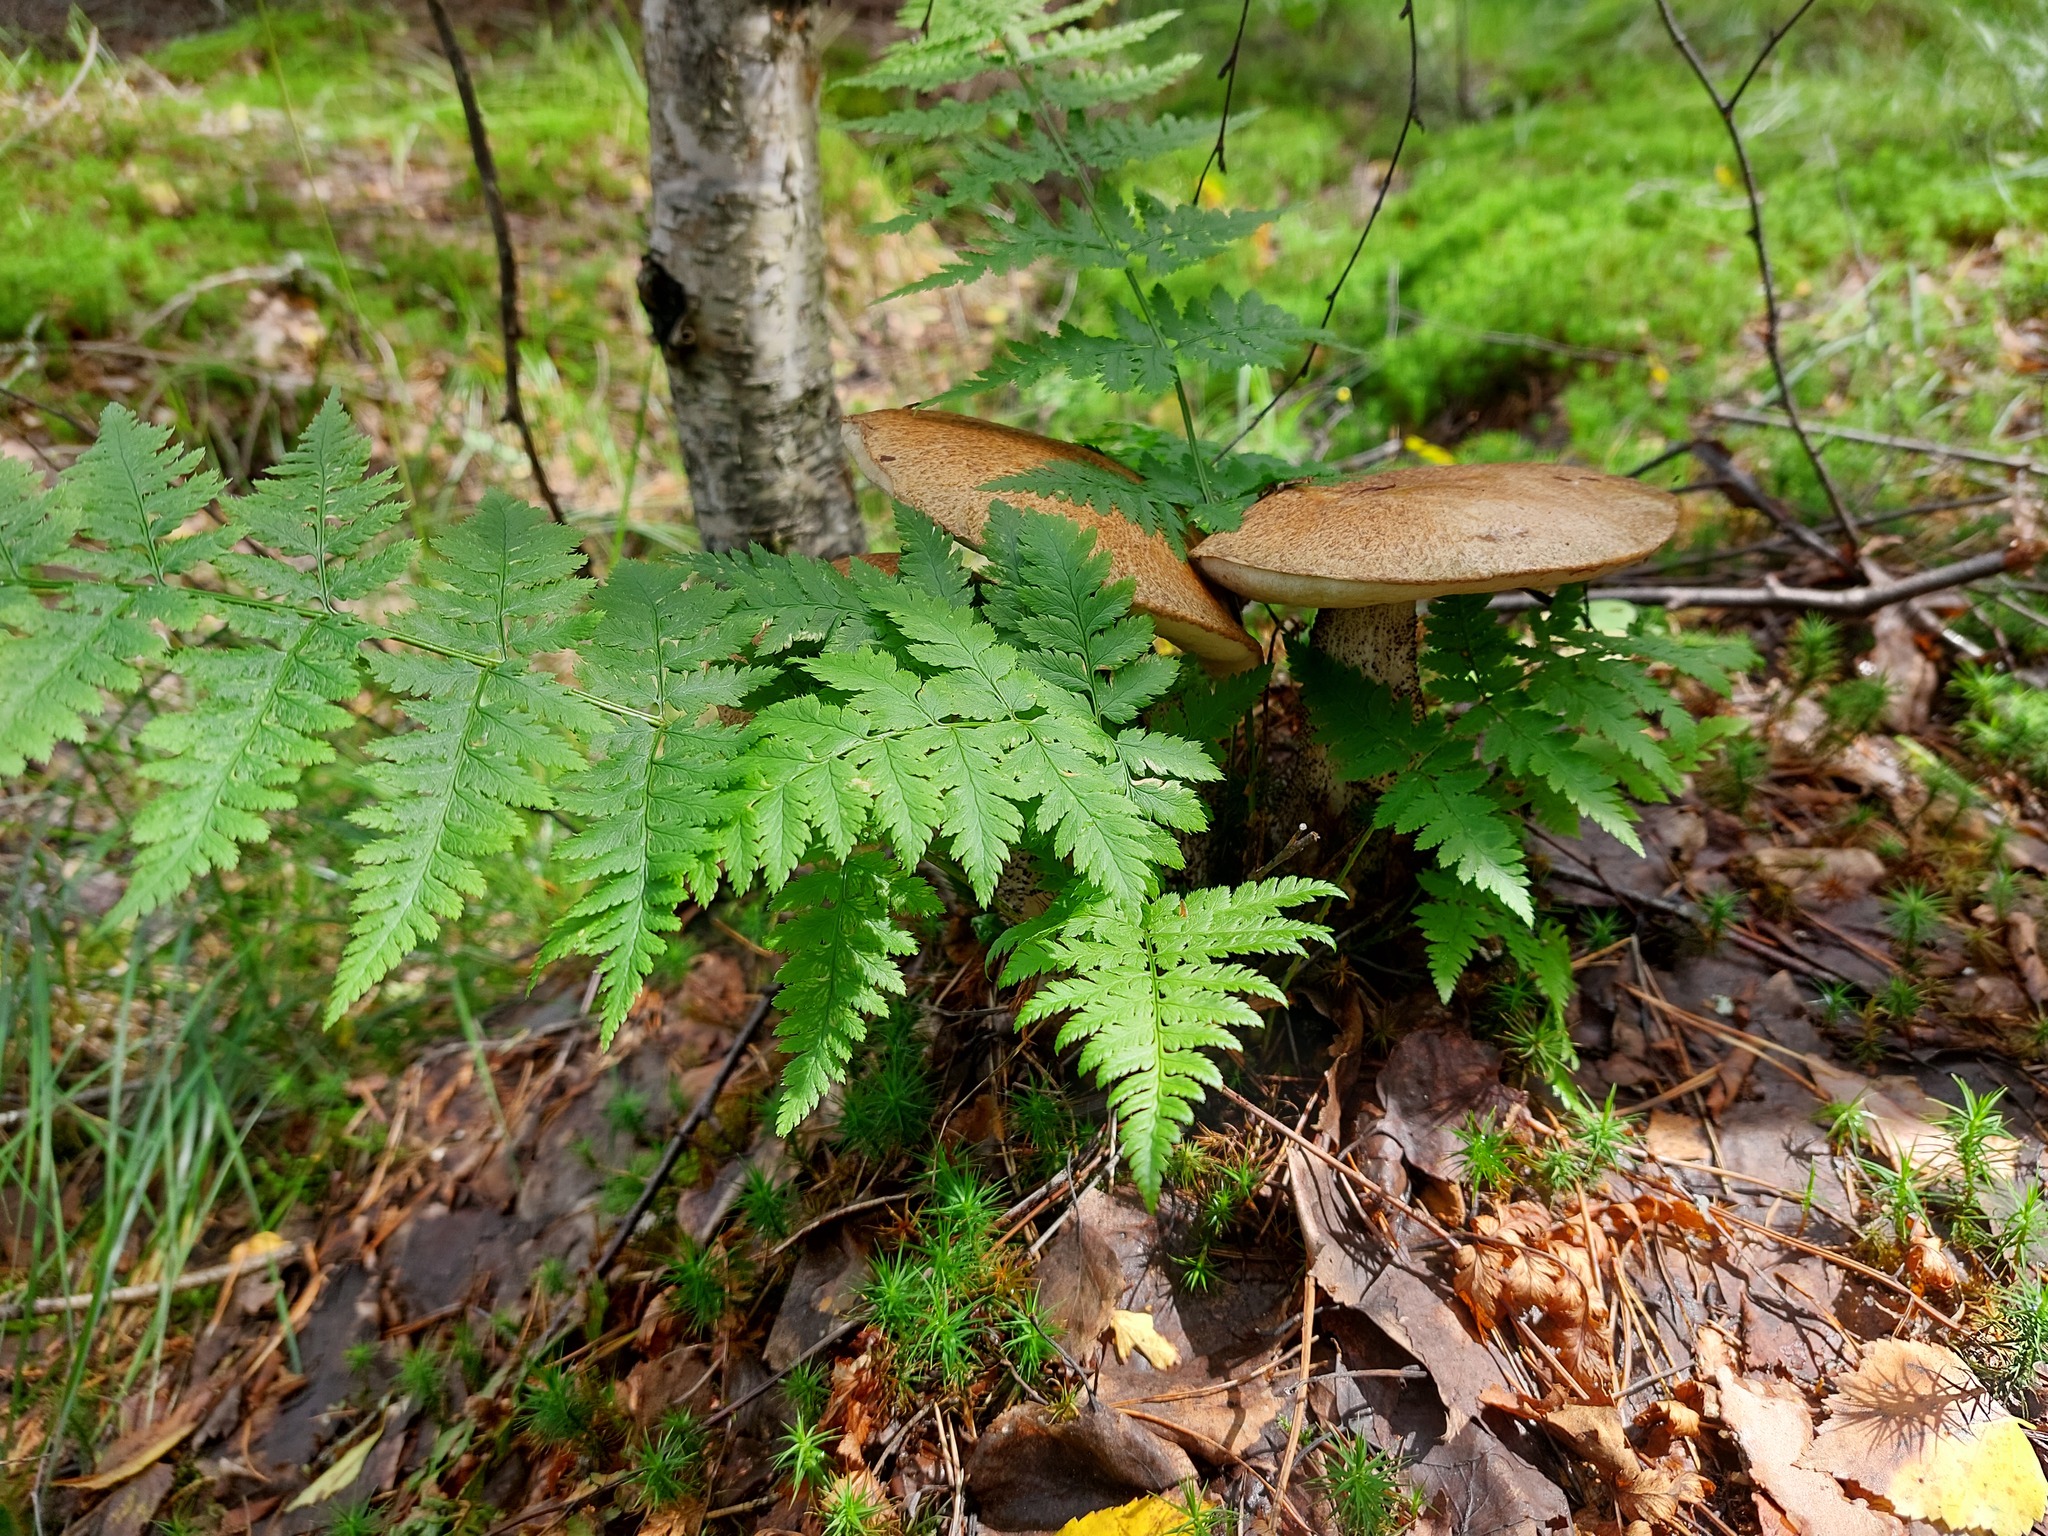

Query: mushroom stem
<box><xmin>1311</xmin><ymin>603</ymin><xmax>1422</xmax><ymax>702</ymax></box>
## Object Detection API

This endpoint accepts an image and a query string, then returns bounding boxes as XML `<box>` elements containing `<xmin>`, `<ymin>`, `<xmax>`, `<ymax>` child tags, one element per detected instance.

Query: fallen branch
<box><xmin>1493</xmin><ymin>544</ymin><xmax>2028</xmax><ymax>614</ymax></box>
<box><xmin>1711</xmin><ymin>405</ymin><xmax>2048</xmax><ymax>477</ymax></box>
<box><xmin>423</xmin><ymin>0</ymin><xmax>565</xmax><ymax>522</ymax></box>
<box><xmin>0</xmin><ymin>1238</ymin><xmax>300</xmax><ymax>1322</ymax></box>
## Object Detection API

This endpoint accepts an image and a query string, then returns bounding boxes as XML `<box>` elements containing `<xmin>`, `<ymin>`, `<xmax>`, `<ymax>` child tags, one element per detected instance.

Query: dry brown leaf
<box><xmin>1695</xmin><ymin>1326</ymin><xmax>1903</xmax><ymax>1536</ymax></box>
<box><xmin>1799</xmin><ymin>1339</ymin><xmax>2048</xmax><ymax>1536</ymax></box>
<box><xmin>1453</xmin><ymin>1202</ymin><xmax>1611</xmax><ymax>1392</ymax></box>
<box><xmin>55</xmin><ymin>1393</ymin><xmax>211</xmax><ymax>1490</ymax></box>
<box><xmin>1644</xmin><ymin>1109</ymin><xmax>1711</xmax><ymax>1163</ymax></box>
<box><xmin>1542</xmin><ymin>1403</ymin><xmax>1709</xmax><ymax>1528</ymax></box>
<box><xmin>1109</xmin><ymin>1310</ymin><xmax>1181</xmax><ymax>1370</ymax></box>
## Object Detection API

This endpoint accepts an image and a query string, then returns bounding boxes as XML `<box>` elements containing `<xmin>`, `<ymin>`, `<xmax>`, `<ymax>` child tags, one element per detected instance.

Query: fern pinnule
<box><xmin>215</xmin><ymin>391</ymin><xmax>414</xmax><ymax>609</ymax></box>
<box><xmin>63</xmin><ymin>405</ymin><xmax>229</xmax><ymax>615</ymax></box>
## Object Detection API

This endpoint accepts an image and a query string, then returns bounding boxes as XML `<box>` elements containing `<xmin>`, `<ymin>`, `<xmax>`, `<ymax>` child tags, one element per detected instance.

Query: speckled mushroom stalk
<box><xmin>842</xmin><ymin>407</ymin><xmax>1263</xmax><ymax>675</ymax></box>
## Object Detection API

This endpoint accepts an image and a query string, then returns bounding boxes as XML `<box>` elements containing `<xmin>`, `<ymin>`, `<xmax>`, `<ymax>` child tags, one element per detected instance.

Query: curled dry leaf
<box><xmin>1453</xmin><ymin>1201</ymin><xmax>1611</xmax><ymax>1393</ymax></box>
<box><xmin>1109</xmin><ymin>1309</ymin><xmax>1181</xmax><ymax>1370</ymax></box>
<box><xmin>1541</xmin><ymin>1403</ymin><xmax>1710</xmax><ymax>1529</ymax></box>
<box><xmin>1798</xmin><ymin>1339</ymin><xmax>2048</xmax><ymax>1536</ymax></box>
<box><xmin>1902</xmin><ymin>1218</ymin><xmax>1961</xmax><ymax>1294</ymax></box>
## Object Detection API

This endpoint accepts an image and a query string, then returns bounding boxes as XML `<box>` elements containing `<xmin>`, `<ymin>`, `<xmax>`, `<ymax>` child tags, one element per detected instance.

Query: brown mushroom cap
<box><xmin>843</xmin><ymin>407</ymin><xmax>1261</xmax><ymax>670</ymax></box>
<box><xmin>1189</xmin><ymin>462</ymin><xmax>1678</xmax><ymax>607</ymax></box>
<box><xmin>830</xmin><ymin>551</ymin><xmax>903</xmax><ymax>579</ymax></box>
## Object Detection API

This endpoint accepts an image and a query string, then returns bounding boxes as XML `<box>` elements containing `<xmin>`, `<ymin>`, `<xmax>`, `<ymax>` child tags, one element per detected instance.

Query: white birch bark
<box><xmin>641</xmin><ymin>0</ymin><xmax>866</xmax><ymax>556</ymax></box>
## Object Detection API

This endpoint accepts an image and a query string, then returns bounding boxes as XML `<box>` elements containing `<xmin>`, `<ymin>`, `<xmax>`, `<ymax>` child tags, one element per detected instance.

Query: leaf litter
<box><xmin>24</xmin><ymin>434</ymin><xmax>2048</xmax><ymax>1536</ymax></box>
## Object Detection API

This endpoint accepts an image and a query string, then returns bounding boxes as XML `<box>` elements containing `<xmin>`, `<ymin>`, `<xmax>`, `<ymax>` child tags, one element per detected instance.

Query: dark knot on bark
<box><xmin>637</xmin><ymin>252</ymin><xmax>694</xmax><ymax>359</ymax></box>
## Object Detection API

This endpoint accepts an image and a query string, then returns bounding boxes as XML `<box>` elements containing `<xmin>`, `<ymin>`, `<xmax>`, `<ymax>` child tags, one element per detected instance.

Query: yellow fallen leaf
<box><xmin>1109</xmin><ymin>1309</ymin><xmax>1181</xmax><ymax>1370</ymax></box>
<box><xmin>1402</xmin><ymin>434</ymin><xmax>1455</xmax><ymax>466</ymax></box>
<box><xmin>228</xmin><ymin>1230</ymin><xmax>294</xmax><ymax>1269</ymax></box>
<box><xmin>1799</xmin><ymin>1340</ymin><xmax>2047</xmax><ymax>1536</ymax></box>
<box><xmin>285</xmin><ymin>1420</ymin><xmax>384</xmax><ymax>1511</ymax></box>
<box><xmin>1057</xmin><ymin>1495</ymin><xmax>1196</xmax><ymax>1536</ymax></box>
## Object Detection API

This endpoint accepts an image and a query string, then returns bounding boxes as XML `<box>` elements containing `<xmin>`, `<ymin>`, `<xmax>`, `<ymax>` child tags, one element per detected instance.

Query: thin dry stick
<box><xmin>1190</xmin><ymin>0</ymin><xmax>1254</xmax><ymax>206</ymax></box>
<box><xmin>1655</xmin><ymin>0</ymin><xmax>1862</xmax><ymax>569</ymax></box>
<box><xmin>0</xmin><ymin>1243</ymin><xmax>300</xmax><ymax>1322</ymax></box>
<box><xmin>1712</xmin><ymin>405</ymin><xmax>2048</xmax><ymax>477</ymax></box>
<box><xmin>1489</xmin><ymin>546</ymin><xmax>2026</xmax><ymax>614</ymax></box>
<box><xmin>1221</xmin><ymin>0</ymin><xmax>1421</xmax><ymax>456</ymax></box>
<box><xmin>1274</xmin><ymin>1274</ymin><xmax>1315</xmax><ymax>1503</ymax></box>
<box><xmin>423</xmin><ymin>0</ymin><xmax>565</xmax><ymax>522</ymax></box>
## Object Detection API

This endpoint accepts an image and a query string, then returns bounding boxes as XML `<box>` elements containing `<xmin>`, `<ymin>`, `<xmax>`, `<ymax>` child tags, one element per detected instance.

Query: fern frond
<box><xmin>1374</xmin><ymin>750</ymin><xmax>1532</xmax><ymax>922</ymax></box>
<box><xmin>983</xmin><ymin>460</ymin><xmax>1192</xmax><ymax>557</ymax></box>
<box><xmin>111</xmin><ymin>401</ymin><xmax>421</xmax><ymax>921</ymax></box>
<box><xmin>893</xmin><ymin>507</ymin><xmax>973</xmax><ymax>609</ymax></box>
<box><xmin>769</xmin><ymin>852</ymin><xmax>938</xmax><ymax>1133</ymax></box>
<box><xmin>0</xmin><ymin>591</ymin><xmax>159</xmax><ymax>777</ymax></box>
<box><xmin>981</xmin><ymin>502</ymin><xmax>1174</xmax><ymax>719</ymax></box>
<box><xmin>328</xmin><ymin>495</ymin><xmax>593</xmax><ymax>1025</ymax></box>
<box><xmin>537</xmin><ymin>565</ymin><xmax>768</xmax><ymax>1039</ymax></box>
<box><xmin>688</xmin><ymin>545</ymin><xmax>879</xmax><ymax>655</ymax></box>
<box><xmin>0</xmin><ymin>457</ymin><xmax>74</xmax><ymax>610</ymax></box>
<box><xmin>1012</xmin><ymin>876</ymin><xmax>1339</xmax><ymax>1201</ymax></box>
<box><xmin>1413</xmin><ymin>871</ymin><xmax>1571</xmax><ymax>1019</ymax></box>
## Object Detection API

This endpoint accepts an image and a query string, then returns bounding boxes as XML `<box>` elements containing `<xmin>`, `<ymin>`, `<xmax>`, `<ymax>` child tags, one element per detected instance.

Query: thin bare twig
<box><xmin>1489</xmin><ymin>544</ymin><xmax>2027</xmax><ymax>614</ymax></box>
<box><xmin>1191</xmin><ymin>0</ymin><xmax>1254</xmax><ymax>206</ymax></box>
<box><xmin>0</xmin><ymin>382</ymin><xmax>96</xmax><ymax>441</ymax></box>
<box><xmin>591</xmin><ymin>986</ymin><xmax>777</xmax><ymax>1280</ymax></box>
<box><xmin>1656</xmin><ymin>0</ymin><xmax>1863</xmax><ymax>568</ymax></box>
<box><xmin>1220</xmin><ymin>0</ymin><xmax>1421</xmax><ymax>457</ymax></box>
<box><xmin>1711</xmin><ymin>405</ymin><xmax>2048</xmax><ymax>477</ymax></box>
<box><xmin>423</xmin><ymin>0</ymin><xmax>565</xmax><ymax>522</ymax></box>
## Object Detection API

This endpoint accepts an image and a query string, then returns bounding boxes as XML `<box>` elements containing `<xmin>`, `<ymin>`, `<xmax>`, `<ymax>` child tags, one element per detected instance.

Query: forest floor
<box><xmin>8</xmin><ymin>3</ymin><xmax>2048</xmax><ymax>1536</ymax></box>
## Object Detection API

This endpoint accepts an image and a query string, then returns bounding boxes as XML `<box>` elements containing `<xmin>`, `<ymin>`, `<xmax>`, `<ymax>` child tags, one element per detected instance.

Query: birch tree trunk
<box><xmin>640</xmin><ymin>0</ymin><xmax>866</xmax><ymax>556</ymax></box>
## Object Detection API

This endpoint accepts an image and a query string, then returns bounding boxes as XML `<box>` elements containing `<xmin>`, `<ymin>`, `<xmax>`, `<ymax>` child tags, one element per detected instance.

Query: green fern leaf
<box><xmin>1013</xmin><ymin>876</ymin><xmax>1339</xmax><ymax>1201</ymax></box>
<box><xmin>982</xmin><ymin>459</ymin><xmax>1193</xmax><ymax>557</ymax></box>
<box><xmin>0</xmin><ymin>592</ymin><xmax>160</xmax><ymax>777</ymax></box>
<box><xmin>328</xmin><ymin>494</ymin><xmax>593</xmax><ymax>1024</ymax></box>
<box><xmin>982</xmin><ymin>502</ymin><xmax>1174</xmax><ymax>719</ymax></box>
<box><xmin>112</xmin><ymin>400</ymin><xmax>424</xmax><ymax>921</ymax></box>
<box><xmin>541</xmin><ymin>566</ymin><xmax>766</xmax><ymax>1038</ymax></box>
<box><xmin>0</xmin><ymin>457</ymin><xmax>75</xmax><ymax>613</ymax></box>
<box><xmin>1373</xmin><ymin>752</ymin><xmax>1531</xmax><ymax>921</ymax></box>
<box><xmin>216</xmin><ymin>391</ymin><xmax>414</xmax><ymax>607</ymax></box>
<box><xmin>689</xmin><ymin>545</ymin><xmax>879</xmax><ymax>654</ymax></box>
<box><xmin>1296</xmin><ymin>646</ymin><xmax>1430</xmax><ymax>780</ymax></box>
<box><xmin>893</xmin><ymin>507</ymin><xmax>973</xmax><ymax>608</ymax></box>
<box><xmin>113</xmin><ymin>612</ymin><xmax>361</xmax><ymax>922</ymax></box>
<box><xmin>64</xmin><ymin>404</ymin><xmax>229</xmax><ymax>621</ymax></box>
<box><xmin>769</xmin><ymin>852</ymin><xmax>939</xmax><ymax>1133</ymax></box>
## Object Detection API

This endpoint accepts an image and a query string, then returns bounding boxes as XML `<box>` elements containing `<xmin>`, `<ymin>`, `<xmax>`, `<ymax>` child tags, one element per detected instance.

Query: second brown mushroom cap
<box><xmin>1189</xmin><ymin>462</ymin><xmax>1679</xmax><ymax>696</ymax></box>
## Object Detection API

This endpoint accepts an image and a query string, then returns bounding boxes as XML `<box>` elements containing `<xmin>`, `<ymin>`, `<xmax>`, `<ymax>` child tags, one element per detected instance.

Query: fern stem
<box><xmin>1006</xmin><ymin>55</ymin><xmax>1216</xmax><ymax>507</ymax></box>
<box><xmin>15</xmin><ymin>576</ymin><xmax>661</xmax><ymax>727</ymax></box>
